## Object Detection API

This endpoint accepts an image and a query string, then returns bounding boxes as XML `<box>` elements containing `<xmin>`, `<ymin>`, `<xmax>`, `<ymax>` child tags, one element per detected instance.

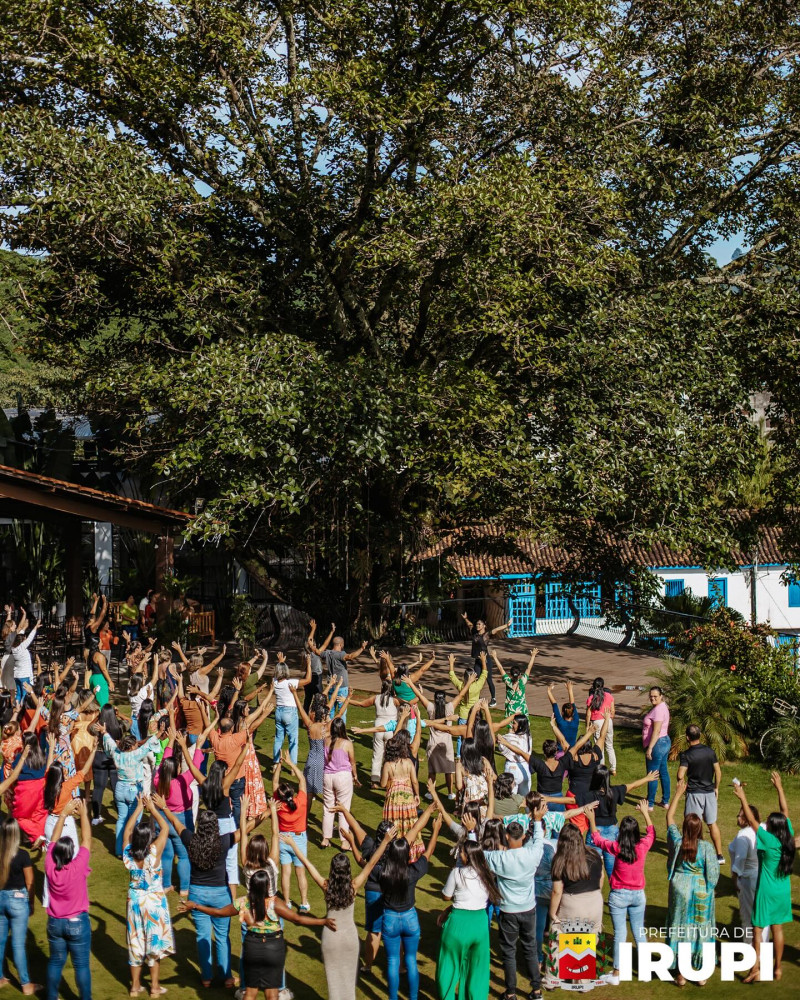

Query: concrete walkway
<box><xmin>343</xmin><ymin>634</ymin><xmax>665</xmax><ymax>728</ymax></box>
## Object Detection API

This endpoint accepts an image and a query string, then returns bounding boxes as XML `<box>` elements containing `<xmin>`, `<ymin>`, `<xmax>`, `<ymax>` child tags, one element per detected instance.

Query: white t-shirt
<box><xmin>130</xmin><ymin>682</ymin><xmax>154</xmax><ymax>719</ymax></box>
<box><xmin>274</xmin><ymin>678</ymin><xmax>300</xmax><ymax>707</ymax></box>
<box><xmin>139</xmin><ymin>597</ymin><xmax>150</xmax><ymax>613</ymax></box>
<box><xmin>443</xmin><ymin>866</ymin><xmax>490</xmax><ymax>910</ymax></box>
<box><xmin>498</xmin><ymin>731</ymin><xmax>531</xmax><ymax>766</ymax></box>
<box><xmin>729</xmin><ymin>826</ymin><xmax>759</xmax><ymax>879</ymax></box>
<box><xmin>189</xmin><ymin>669</ymin><xmax>210</xmax><ymax>695</ymax></box>
<box><xmin>11</xmin><ymin>629</ymin><xmax>36</xmax><ymax>679</ymax></box>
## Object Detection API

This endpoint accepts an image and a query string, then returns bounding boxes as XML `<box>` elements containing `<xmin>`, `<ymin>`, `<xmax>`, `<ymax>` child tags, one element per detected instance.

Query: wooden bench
<box><xmin>187</xmin><ymin>611</ymin><xmax>215</xmax><ymax>646</ymax></box>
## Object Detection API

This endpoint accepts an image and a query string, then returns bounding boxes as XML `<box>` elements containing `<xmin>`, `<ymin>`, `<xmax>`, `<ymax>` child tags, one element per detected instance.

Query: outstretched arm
<box><xmin>281</xmin><ymin>835</ymin><xmax>326</xmax><ymax>889</ymax></box>
<box><xmin>491</xmin><ymin>618</ymin><xmax>512</xmax><ymax>636</ymax></box>
<box><xmin>353</xmin><ymin>827</ymin><xmax>397</xmax><ymax>891</ymax></box>
<box><xmin>771</xmin><ymin>771</ymin><xmax>789</xmax><ymax>818</ymax></box>
<box><xmin>409</xmin><ymin>655</ymin><xmax>435</xmax><ymax>683</ymax></box>
<box><xmin>280</xmin><ymin>751</ymin><xmax>307</xmax><ymax>796</ymax></box>
<box><xmin>222</xmin><ymin>742</ymin><xmax>250</xmax><ymax>795</ymax></box>
<box><xmin>291</xmin><ymin>684</ymin><xmax>313</xmax><ymax>729</ymax></box>
<box><xmin>524</xmin><ymin>647</ymin><xmax>539</xmax><ymax>679</ymax></box>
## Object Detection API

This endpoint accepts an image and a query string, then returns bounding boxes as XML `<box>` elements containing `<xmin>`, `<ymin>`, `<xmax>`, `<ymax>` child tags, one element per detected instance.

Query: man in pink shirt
<box><xmin>44</xmin><ymin>799</ymin><xmax>93</xmax><ymax>1000</ymax></box>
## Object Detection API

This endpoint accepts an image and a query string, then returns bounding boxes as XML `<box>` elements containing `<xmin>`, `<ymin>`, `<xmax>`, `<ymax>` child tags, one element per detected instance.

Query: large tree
<box><xmin>2</xmin><ymin>1</ymin><xmax>799</xmax><ymax>617</ymax></box>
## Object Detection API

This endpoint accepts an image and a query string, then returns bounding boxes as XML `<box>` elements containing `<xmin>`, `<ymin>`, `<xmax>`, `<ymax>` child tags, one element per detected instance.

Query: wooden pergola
<box><xmin>0</xmin><ymin>464</ymin><xmax>191</xmax><ymax>622</ymax></box>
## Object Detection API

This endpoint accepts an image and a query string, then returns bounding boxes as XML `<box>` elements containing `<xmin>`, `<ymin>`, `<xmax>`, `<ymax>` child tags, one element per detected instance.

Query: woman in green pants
<box><xmin>436</xmin><ymin>840</ymin><xmax>501</xmax><ymax>1000</ymax></box>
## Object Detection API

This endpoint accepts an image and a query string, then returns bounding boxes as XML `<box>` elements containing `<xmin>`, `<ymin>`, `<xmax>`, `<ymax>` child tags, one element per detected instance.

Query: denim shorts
<box><xmin>278</xmin><ymin>831</ymin><xmax>307</xmax><ymax>867</ymax></box>
<box><xmin>364</xmin><ymin>889</ymin><xmax>384</xmax><ymax>933</ymax></box>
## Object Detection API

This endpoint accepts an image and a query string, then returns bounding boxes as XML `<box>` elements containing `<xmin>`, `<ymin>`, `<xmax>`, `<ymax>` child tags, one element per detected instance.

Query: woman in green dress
<box><xmin>734</xmin><ymin>772</ymin><xmax>795</xmax><ymax>982</ymax></box>
<box><xmin>665</xmin><ymin>780</ymin><xmax>720</xmax><ymax>986</ymax></box>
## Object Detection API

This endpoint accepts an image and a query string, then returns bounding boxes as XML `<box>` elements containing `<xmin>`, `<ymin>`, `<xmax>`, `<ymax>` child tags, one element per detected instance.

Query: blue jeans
<box><xmin>188</xmin><ymin>885</ymin><xmax>232</xmax><ymax>982</ymax></box>
<box><xmin>0</xmin><ymin>889</ymin><xmax>31</xmax><ymax>985</ymax></box>
<box><xmin>159</xmin><ymin>809</ymin><xmax>193</xmax><ymax>892</ymax></box>
<box><xmin>14</xmin><ymin>678</ymin><xmax>30</xmax><ymax>705</ymax></box>
<box><xmin>273</xmin><ymin>706</ymin><xmax>299</xmax><ymax>764</ymax></box>
<box><xmin>330</xmin><ymin>686</ymin><xmax>349</xmax><ymax>724</ymax></box>
<box><xmin>383</xmin><ymin>908</ymin><xmax>420</xmax><ymax>1000</ymax></box>
<box><xmin>114</xmin><ymin>781</ymin><xmax>143</xmax><ymax>856</ymax></box>
<box><xmin>535</xmin><ymin>898</ymin><xmax>549</xmax><ymax>963</ymax></box>
<box><xmin>592</xmin><ymin>824</ymin><xmax>619</xmax><ymax>880</ymax></box>
<box><xmin>46</xmin><ymin>912</ymin><xmax>91</xmax><ymax>1000</ymax></box>
<box><xmin>646</xmin><ymin>736</ymin><xmax>671</xmax><ymax>806</ymax></box>
<box><xmin>229</xmin><ymin>777</ymin><xmax>246</xmax><ymax>829</ymax></box>
<box><xmin>608</xmin><ymin>888</ymin><xmax>647</xmax><ymax>970</ymax></box>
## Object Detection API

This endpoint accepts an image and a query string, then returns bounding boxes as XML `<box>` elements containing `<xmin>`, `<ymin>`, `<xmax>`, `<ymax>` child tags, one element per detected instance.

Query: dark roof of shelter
<box><xmin>0</xmin><ymin>464</ymin><xmax>190</xmax><ymax>534</ymax></box>
<box><xmin>417</xmin><ymin>523</ymin><xmax>789</xmax><ymax>578</ymax></box>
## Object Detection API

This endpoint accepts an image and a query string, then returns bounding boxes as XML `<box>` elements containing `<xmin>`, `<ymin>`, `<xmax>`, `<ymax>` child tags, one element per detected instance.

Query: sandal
<box><xmin>149</xmin><ymin>989</ymin><xmax>167</xmax><ymax>997</ymax></box>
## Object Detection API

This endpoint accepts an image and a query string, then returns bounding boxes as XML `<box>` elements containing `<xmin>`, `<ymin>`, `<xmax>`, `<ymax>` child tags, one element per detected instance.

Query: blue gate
<box><xmin>508</xmin><ymin>582</ymin><xmax>537</xmax><ymax>637</ymax></box>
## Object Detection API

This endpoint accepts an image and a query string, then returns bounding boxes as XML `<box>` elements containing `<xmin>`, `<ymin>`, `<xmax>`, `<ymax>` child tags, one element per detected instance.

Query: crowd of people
<box><xmin>0</xmin><ymin>602</ymin><xmax>795</xmax><ymax>1000</ymax></box>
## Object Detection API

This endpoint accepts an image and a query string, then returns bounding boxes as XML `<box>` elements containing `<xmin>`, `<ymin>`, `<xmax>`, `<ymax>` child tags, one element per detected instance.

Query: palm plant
<box><xmin>648</xmin><ymin>657</ymin><xmax>748</xmax><ymax>761</ymax></box>
<box><xmin>760</xmin><ymin>715</ymin><xmax>800</xmax><ymax>775</ymax></box>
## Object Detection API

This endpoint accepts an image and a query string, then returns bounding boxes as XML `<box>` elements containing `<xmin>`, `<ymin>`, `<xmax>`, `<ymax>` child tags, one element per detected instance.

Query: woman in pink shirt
<box><xmin>153</xmin><ymin>730</ymin><xmax>205</xmax><ymax>896</ymax></box>
<box><xmin>642</xmin><ymin>686</ymin><xmax>671</xmax><ymax>809</ymax></box>
<box><xmin>585</xmin><ymin>677</ymin><xmax>616</xmax><ymax>774</ymax></box>
<box><xmin>44</xmin><ymin>798</ymin><xmax>93</xmax><ymax>1000</ymax></box>
<box><xmin>587</xmin><ymin>800</ymin><xmax>655</xmax><ymax>985</ymax></box>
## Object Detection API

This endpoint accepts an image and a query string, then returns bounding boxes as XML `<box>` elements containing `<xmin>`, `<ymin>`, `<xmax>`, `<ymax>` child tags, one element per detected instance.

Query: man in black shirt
<box><xmin>677</xmin><ymin>723</ymin><xmax>724</xmax><ymax>862</ymax></box>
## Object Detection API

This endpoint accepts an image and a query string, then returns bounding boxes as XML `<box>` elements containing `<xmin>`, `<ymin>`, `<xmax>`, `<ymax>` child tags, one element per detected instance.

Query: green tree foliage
<box><xmin>2</xmin><ymin>2</ymin><xmax>799</xmax><ymax>613</ymax></box>
<box><xmin>649</xmin><ymin>657</ymin><xmax>748</xmax><ymax>761</ymax></box>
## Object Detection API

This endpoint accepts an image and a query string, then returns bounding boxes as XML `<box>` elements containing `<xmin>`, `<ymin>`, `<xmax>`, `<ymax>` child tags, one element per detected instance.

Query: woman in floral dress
<box><xmin>122</xmin><ymin>793</ymin><xmax>175</xmax><ymax>997</ymax></box>
<box><xmin>666</xmin><ymin>781</ymin><xmax>720</xmax><ymax>985</ymax></box>
<box><xmin>46</xmin><ymin>693</ymin><xmax>79</xmax><ymax>784</ymax></box>
<box><xmin>230</xmin><ymin>698</ymin><xmax>270</xmax><ymax>822</ymax></box>
<box><xmin>379</xmin><ymin>729</ymin><xmax>424</xmax><ymax>860</ymax></box>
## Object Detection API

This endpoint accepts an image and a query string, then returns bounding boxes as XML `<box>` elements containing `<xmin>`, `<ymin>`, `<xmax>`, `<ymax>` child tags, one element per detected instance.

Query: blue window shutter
<box><xmin>788</xmin><ymin>581</ymin><xmax>800</xmax><ymax>608</ymax></box>
<box><xmin>665</xmin><ymin>579</ymin><xmax>685</xmax><ymax>598</ymax></box>
<box><xmin>708</xmin><ymin>578</ymin><xmax>727</xmax><ymax>608</ymax></box>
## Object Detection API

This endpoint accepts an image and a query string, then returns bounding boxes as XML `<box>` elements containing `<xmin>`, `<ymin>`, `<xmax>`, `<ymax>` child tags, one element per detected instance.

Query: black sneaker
<box><xmin>530</xmin><ymin>991</ymin><xmax>544</xmax><ymax>1000</ymax></box>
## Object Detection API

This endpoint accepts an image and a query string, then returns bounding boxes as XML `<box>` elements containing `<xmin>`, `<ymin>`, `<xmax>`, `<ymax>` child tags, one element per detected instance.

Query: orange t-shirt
<box><xmin>276</xmin><ymin>790</ymin><xmax>307</xmax><ymax>833</ymax></box>
<box><xmin>209</xmin><ymin>729</ymin><xmax>247</xmax><ymax>768</ymax></box>
<box><xmin>54</xmin><ymin>773</ymin><xmax>84</xmax><ymax>814</ymax></box>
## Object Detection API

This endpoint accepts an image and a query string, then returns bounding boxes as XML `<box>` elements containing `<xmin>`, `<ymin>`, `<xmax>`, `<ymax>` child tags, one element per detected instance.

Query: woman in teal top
<box><xmin>391</xmin><ymin>655</ymin><xmax>434</xmax><ymax>705</ymax></box>
<box><xmin>735</xmin><ymin>773</ymin><xmax>795</xmax><ymax>983</ymax></box>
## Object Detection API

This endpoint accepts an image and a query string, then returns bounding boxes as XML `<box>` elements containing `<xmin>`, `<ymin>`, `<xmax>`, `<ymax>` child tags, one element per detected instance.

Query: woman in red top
<box><xmin>272</xmin><ymin>753</ymin><xmax>311</xmax><ymax>913</ymax></box>
<box><xmin>586</xmin><ymin>800</ymin><xmax>655</xmax><ymax>985</ymax></box>
<box><xmin>585</xmin><ymin>677</ymin><xmax>616</xmax><ymax>775</ymax></box>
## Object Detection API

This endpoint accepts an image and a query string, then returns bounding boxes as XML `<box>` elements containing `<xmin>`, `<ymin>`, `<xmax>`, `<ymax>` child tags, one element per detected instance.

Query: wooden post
<box><xmin>155</xmin><ymin>534</ymin><xmax>174</xmax><ymax>623</ymax></box>
<box><xmin>63</xmin><ymin>522</ymin><xmax>83</xmax><ymax>630</ymax></box>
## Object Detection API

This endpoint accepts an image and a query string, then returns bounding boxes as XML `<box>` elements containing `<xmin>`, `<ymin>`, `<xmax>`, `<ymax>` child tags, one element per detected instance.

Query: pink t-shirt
<box><xmin>642</xmin><ymin>701</ymin><xmax>670</xmax><ymax>747</ymax></box>
<box><xmin>586</xmin><ymin>691</ymin><xmax>614</xmax><ymax>721</ymax></box>
<box><xmin>156</xmin><ymin>746</ymin><xmax>204</xmax><ymax>812</ymax></box>
<box><xmin>45</xmin><ymin>844</ymin><xmax>90</xmax><ymax>918</ymax></box>
<box><xmin>592</xmin><ymin>825</ymin><xmax>655</xmax><ymax>890</ymax></box>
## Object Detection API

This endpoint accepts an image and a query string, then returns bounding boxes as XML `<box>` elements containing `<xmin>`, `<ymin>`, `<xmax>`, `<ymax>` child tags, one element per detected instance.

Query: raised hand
<box><xmin>636</xmin><ymin>799</ymin><xmax>650</xmax><ymax>815</ymax></box>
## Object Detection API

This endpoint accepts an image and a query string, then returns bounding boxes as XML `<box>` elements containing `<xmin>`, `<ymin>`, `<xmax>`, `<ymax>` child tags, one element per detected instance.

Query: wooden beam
<box><xmin>0</xmin><ymin>483</ymin><xmax>173</xmax><ymax>534</ymax></box>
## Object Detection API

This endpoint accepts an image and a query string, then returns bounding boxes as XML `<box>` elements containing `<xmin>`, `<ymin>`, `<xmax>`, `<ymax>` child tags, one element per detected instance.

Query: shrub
<box><xmin>759</xmin><ymin>714</ymin><xmax>800</xmax><ymax>775</ymax></box>
<box><xmin>648</xmin><ymin>657</ymin><xmax>748</xmax><ymax>761</ymax></box>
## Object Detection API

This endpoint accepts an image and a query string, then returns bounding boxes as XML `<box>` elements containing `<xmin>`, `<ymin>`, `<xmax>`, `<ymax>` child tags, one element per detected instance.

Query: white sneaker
<box><xmin>424</xmin><ymin>792</ymin><xmax>433</xmax><ymax>801</ymax></box>
<box><xmin>600</xmin><ymin>973</ymin><xmax>620</xmax><ymax>986</ymax></box>
<box><xmin>91</xmin><ymin>816</ymin><xmax>104</xmax><ymax>826</ymax></box>
<box><xmin>235</xmin><ymin>990</ymin><xmax>246</xmax><ymax>1000</ymax></box>
<box><xmin>278</xmin><ymin>989</ymin><xmax>295</xmax><ymax>1000</ymax></box>
<box><xmin>447</xmin><ymin>793</ymin><xmax>456</xmax><ymax>800</ymax></box>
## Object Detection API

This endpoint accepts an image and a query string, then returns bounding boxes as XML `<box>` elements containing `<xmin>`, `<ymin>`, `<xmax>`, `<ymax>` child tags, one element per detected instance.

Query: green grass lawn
<box><xmin>20</xmin><ymin>700</ymin><xmax>800</xmax><ymax>999</ymax></box>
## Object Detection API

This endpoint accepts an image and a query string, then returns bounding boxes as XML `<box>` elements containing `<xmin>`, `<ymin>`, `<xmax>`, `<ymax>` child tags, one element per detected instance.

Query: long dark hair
<box><xmin>47</xmin><ymin>694</ymin><xmax>66</xmax><ymax>736</ymax></box>
<box><xmin>156</xmin><ymin>754</ymin><xmax>178</xmax><ymax>799</ymax></box>
<box><xmin>325</xmin><ymin>852</ymin><xmax>356</xmax><ymax>909</ymax></box>
<box><xmin>473</xmin><ymin>716</ymin><xmax>496</xmax><ymax>772</ymax></box>
<box><xmin>22</xmin><ymin>731</ymin><xmax>46</xmax><ymax>771</ymax></box>
<box><xmin>552</xmin><ymin>824</ymin><xmax>596</xmax><ymax>883</ymax></box>
<box><xmin>216</xmin><ymin>684</ymin><xmax>236</xmax><ymax>721</ymax></box>
<box><xmin>433</xmin><ymin>691</ymin><xmax>448</xmax><ymax>721</ymax></box>
<box><xmin>494</xmin><ymin>772</ymin><xmax>516</xmax><ymax>801</ymax></box>
<box><xmin>481</xmin><ymin>818</ymin><xmax>507</xmax><ymax>851</ymax></box>
<box><xmin>310</xmin><ymin>693</ymin><xmax>328</xmax><ymax>722</ymax></box>
<box><xmin>187</xmin><ymin>810</ymin><xmax>222</xmax><ymax>871</ymax></box>
<box><xmin>459</xmin><ymin>840</ymin><xmax>501</xmax><ymax>905</ymax></box>
<box><xmin>679</xmin><ymin>813</ymin><xmax>703</xmax><ymax>864</ymax></box>
<box><xmin>589</xmin><ymin>677</ymin><xmax>606</xmax><ymax>713</ymax></box>
<box><xmin>512</xmin><ymin>714</ymin><xmax>531</xmax><ymax>753</ymax></box>
<box><xmin>200</xmin><ymin>760</ymin><xmax>228</xmax><ymax>811</ymax></box>
<box><xmin>326</xmin><ymin>717</ymin><xmax>347</xmax><ymax>764</ymax></box>
<box><xmin>766</xmin><ymin>813</ymin><xmax>796</xmax><ymax>878</ymax></box>
<box><xmin>248</xmin><ymin>868</ymin><xmax>271</xmax><ymax>922</ymax></box>
<box><xmin>99</xmin><ymin>704</ymin><xmax>122</xmax><ymax>742</ymax></box>
<box><xmin>51</xmin><ymin>838</ymin><xmax>75</xmax><ymax>871</ymax></box>
<box><xmin>616</xmin><ymin>815</ymin><xmax>642</xmax><ymax>865</ymax></box>
<box><xmin>377</xmin><ymin>678</ymin><xmax>394</xmax><ymax>710</ymax></box>
<box><xmin>43</xmin><ymin>763</ymin><xmax>65</xmax><ymax>812</ymax></box>
<box><xmin>231</xmin><ymin>698</ymin><xmax>249</xmax><ymax>733</ymax></box>
<box><xmin>589</xmin><ymin>765</ymin><xmax>614</xmax><ymax>812</ymax></box>
<box><xmin>137</xmin><ymin>698</ymin><xmax>155</xmax><ymax>737</ymax></box>
<box><xmin>384</xmin><ymin>730</ymin><xmax>411</xmax><ymax>763</ymax></box>
<box><xmin>459</xmin><ymin>739</ymin><xmax>486</xmax><ymax>778</ymax></box>
<box><xmin>130</xmin><ymin>821</ymin><xmax>155</xmax><ymax>862</ymax></box>
<box><xmin>542</xmin><ymin>739</ymin><xmax>559</xmax><ymax>760</ymax></box>
<box><xmin>379</xmin><ymin>837</ymin><xmax>410</xmax><ymax>904</ymax></box>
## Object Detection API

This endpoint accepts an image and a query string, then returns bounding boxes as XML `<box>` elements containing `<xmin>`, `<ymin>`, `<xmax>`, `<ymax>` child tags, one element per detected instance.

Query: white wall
<box><xmin>656</xmin><ymin>566</ymin><xmax>800</xmax><ymax>629</ymax></box>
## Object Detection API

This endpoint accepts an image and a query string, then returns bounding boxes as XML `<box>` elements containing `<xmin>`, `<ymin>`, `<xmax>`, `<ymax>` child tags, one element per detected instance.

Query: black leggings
<box><xmin>303</xmin><ymin>672</ymin><xmax>322</xmax><ymax>713</ymax></box>
<box><xmin>477</xmin><ymin>656</ymin><xmax>497</xmax><ymax>702</ymax></box>
<box><xmin>92</xmin><ymin>765</ymin><xmax>118</xmax><ymax>818</ymax></box>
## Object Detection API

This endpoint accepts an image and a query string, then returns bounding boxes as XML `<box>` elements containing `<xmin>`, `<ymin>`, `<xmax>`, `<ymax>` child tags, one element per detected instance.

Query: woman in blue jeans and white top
<box><xmin>586</xmin><ymin>799</ymin><xmax>655</xmax><ymax>986</ymax></box>
<box><xmin>272</xmin><ymin>653</ymin><xmax>312</xmax><ymax>764</ymax></box>
<box><xmin>378</xmin><ymin>813</ymin><xmax>442</xmax><ymax>1000</ymax></box>
<box><xmin>642</xmin><ymin>687</ymin><xmax>671</xmax><ymax>808</ymax></box>
<box><xmin>97</xmin><ymin>725</ymin><xmax>163</xmax><ymax>857</ymax></box>
<box><xmin>0</xmin><ymin>816</ymin><xmax>39</xmax><ymax>995</ymax></box>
